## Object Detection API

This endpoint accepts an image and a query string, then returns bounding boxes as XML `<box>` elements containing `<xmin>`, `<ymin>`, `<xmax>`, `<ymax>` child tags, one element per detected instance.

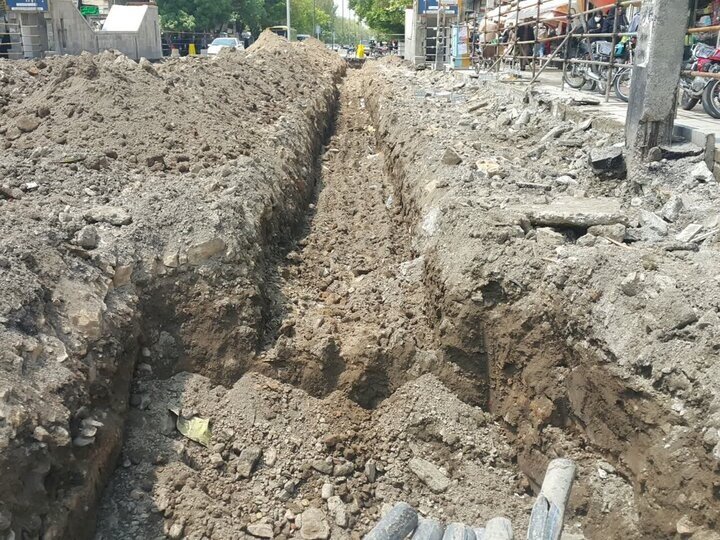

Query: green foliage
<box><xmin>349</xmin><ymin>0</ymin><xmax>405</xmax><ymax>35</ymax></box>
<box><xmin>158</xmin><ymin>0</ymin><xmax>369</xmax><ymax>43</ymax></box>
<box><xmin>158</xmin><ymin>0</ymin><xmax>234</xmax><ymax>31</ymax></box>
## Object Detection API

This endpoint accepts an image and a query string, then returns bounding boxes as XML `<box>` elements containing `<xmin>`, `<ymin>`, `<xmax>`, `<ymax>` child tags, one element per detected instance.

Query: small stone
<box><xmin>311</xmin><ymin>459</ymin><xmax>333</xmax><ymax>475</ymax></box>
<box><xmin>365</xmin><ymin>459</ymin><xmax>377</xmax><ymax>482</ymax></box>
<box><xmin>619</xmin><ymin>272</ymin><xmax>644</xmax><ymax>297</ymax></box>
<box><xmin>647</xmin><ymin>146</ymin><xmax>662</xmax><ymax>162</ymax></box>
<box><xmin>676</xmin><ymin>515</ymin><xmax>699</xmax><ymax>535</ymax></box>
<box><xmin>76</xmin><ymin>225</ymin><xmax>100</xmax><ymax>250</ymax></box>
<box><xmin>237</xmin><ymin>446</ymin><xmax>262</xmax><ymax>477</ymax></box>
<box><xmin>168</xmin><ymin>521</ymin><xmax>184</xmax><ymax>539</ymax></box>
<box><xmin>265</xmin><ymin>447</ymin><xmax>277</xmax><ymax>467</ymax></box>
<box><xmin>333</xmin><ymin>462</ymin><xmax>354</xmax><ymax>477</ymax></box>
<box><xmin>535</xmin><ymin>227</ymin><xmax>565</xmax><ymax>246</ymax></box>
<box><xmin>691</xmin><ymin>161</ymin><xmax>715</xmax><ymax>183</ymax></box>
<box><xmin>84</xmin><ymin>206</ymin><xmax>132</xmax><ymax>226</ymax></box>
<box><xmin>661</xmin><ymin>195</ymin><xmax>684</xmax><ymax>222</ymax></box>
<box><xmin>300</xmin><ymin>508</ymin><xmax>330</xmax><ymax>540</ymax></box>
<box><xmin>442</xmin><ymin>148</ymin><xmax>462</xmax><ymax>166</ymax></box>
<box><xmin>210</xmin><ymin>453</ymin><xmax>224</xmax><ymax>468</ymax></box>
<box><xmin>640</xmin><ymin>210</ymin><xmax>668</xmax><ymax>239</ymax></box>
<box><xmin>327</xmin><ymin>496</ymin><xmax>348</xmax><ymax>528</ymax></box>
<box><xmin>587</xmin><ymin>223</ymin><xmax>626</xmax><ymax>242</ymax></box>
<box><xmin>17</xmin><ymin>115</ymin><xmax>40</xmax><ymax>133</ymax></box>
<box><xmin>409</xmin><ymin>458</ymin><xmax>451</xmax><ymax>493</ymax></box>
<box><xmin>321</xmin><ymin>483</ymin><xmax>334</xmax><ymax>500</ymax></box>
<box><xmin>247</xmin><ymin>522</ymin><xmax>274</xmax><ymax>538</ymax></box>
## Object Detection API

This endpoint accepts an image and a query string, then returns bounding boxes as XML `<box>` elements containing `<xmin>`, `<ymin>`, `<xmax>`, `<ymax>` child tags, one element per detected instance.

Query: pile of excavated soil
<box><xmin>0</xmin><ymin>33</ymin><xmax>344</xmax><ymax>539</ymax></box>
<box><xmin>366</xmin><ymin>60</ymin><xmax>720</xmax><ymax>539</ymax></box>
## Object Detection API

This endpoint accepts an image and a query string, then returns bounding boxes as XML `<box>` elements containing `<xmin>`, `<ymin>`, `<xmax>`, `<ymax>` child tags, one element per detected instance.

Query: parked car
<box><xmin>297</xmin><ymin>34</ymin><xmax>311</xmax><ymax>42</ymax></box>
<box><xmin>207</xmin><ymin>37</ymin><xmax>244</xmax><ymax>55</ymax></box>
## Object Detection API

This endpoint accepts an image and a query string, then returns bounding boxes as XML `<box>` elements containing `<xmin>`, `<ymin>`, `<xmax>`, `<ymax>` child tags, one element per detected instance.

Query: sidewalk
<box><xmin>460</xmin><ymin>66</ymin><xmax>720</xmax><ymax>164</ymax></box>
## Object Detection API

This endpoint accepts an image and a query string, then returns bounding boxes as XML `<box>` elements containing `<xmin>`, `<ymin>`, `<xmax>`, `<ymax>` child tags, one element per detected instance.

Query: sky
<box><xmin>334</xmin><ymin>0</ymin><xmax>358</xmax><ymax>21</ymax></box>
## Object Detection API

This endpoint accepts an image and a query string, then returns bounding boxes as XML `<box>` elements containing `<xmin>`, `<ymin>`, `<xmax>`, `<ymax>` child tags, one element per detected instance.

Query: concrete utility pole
<box><xmin>625</xmin><ymin>0</ymin><xmax>691</xmax><ymax>159</ymax></box>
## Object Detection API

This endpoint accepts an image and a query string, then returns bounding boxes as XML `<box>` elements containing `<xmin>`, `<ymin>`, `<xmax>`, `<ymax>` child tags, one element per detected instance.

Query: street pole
<box><xmin>286</xmin><ymin>0</ymin><xmax>291</xmax><ymax>41</ymax></box>
<box><xmin>625</xmin><ymin>0</ymin><xmax>690</xmax><ymax>159</ymax></box>
<box><xmin>313</xmin><ymin>0</ymin><xmax>316</xmax><ymax>38</ymax></box>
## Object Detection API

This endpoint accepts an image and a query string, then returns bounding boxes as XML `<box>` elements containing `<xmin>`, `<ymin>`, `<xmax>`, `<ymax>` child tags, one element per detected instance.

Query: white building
<box><xmin>2</xmin><ymin>0</ymin><xmax>162</xmax><ymax>59</ymax></box>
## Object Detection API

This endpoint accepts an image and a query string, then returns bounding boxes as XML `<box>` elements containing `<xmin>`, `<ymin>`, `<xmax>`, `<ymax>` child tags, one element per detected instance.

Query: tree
<box><xmin>349</xmin><ymin>0</ymin><xmax>405</xmax><ymax>35</ymax></box>
<box><xmin>158</xmin><ymin>0</ymin><xmax>234</xmax><ymax>32</ymax></box>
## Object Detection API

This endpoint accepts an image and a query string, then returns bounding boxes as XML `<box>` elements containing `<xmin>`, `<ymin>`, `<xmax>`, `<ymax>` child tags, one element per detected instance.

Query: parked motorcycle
<box><xmin>677</xmin><ymin>43</ymin><xmax>720</xmax><ymax>115</ymax></box>
<box><xmin>564</xmin><ymin>40</ymin><xmax>632</xmax><ymax>97</ymax></box>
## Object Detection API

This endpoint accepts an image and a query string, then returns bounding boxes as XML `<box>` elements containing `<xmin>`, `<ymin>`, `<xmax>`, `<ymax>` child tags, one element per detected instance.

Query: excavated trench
<box><xmin>88</xmin><ymin>67</ymin><xmax>716</xmax><ymax>540</ymax></box>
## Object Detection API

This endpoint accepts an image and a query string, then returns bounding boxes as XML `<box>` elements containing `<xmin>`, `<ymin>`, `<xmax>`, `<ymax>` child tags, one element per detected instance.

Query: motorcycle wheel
<box><xmin>681</xmin><ymin>90</ymin><xmax>699</xmax><ymax>111</ymax></box>
<box><xmin>702</xmin><ymin>80</ymin><xmax>720</xmax><ymax>119</ymax></box>
<box><xmin>615</xmin><ymin>69</ymin><xmax>632</xmax><ymax>102</ymax></box>
<box><xmin>563</xmin><ymin>62</ymin><xmax>586</xmax><ymax>89</ymax></box>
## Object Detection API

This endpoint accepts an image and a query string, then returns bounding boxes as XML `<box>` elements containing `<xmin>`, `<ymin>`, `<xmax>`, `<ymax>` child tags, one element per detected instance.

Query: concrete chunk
<box><xmin>589</xmin><ymin>147</ymin><xmax>625</xmax><ymax>178</ymax></box>
<box><xmin>676</xmin><ymin>224</ymin><xmax>703</xmax><ymax>243</ymax></box>
<box><xmin>409</xmin><ymin>458</ymin><xmax>451</xmax><ymax>493</ymax></box>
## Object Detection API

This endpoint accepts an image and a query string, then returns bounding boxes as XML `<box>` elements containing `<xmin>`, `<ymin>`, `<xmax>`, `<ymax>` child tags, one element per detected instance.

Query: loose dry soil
<box><xmin>1</xmin><ymin>34</ymin><xmax>719</xmax><ymax>540</ymax></box>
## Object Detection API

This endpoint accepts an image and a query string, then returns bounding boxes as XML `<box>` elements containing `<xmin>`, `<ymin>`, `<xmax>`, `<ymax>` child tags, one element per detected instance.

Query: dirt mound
<box><xmin>0</xmin><ymin>44</ymin><xmax>343</xmax><ymax>539</ymax></box>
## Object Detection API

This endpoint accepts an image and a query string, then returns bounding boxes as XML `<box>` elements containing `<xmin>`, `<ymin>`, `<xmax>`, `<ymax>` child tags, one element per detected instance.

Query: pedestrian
<box><xmin>535</xmin><ymin>23</ymin><xmax>547</xmax><ymax>59</ymax></box>
<box><xmin>587</xmin><ymin>11</ymin><xmax>604</xmax><ymax>38</ymax></box>
<box><xmin>628</xmin><ymin>11</ymin><xmax>641</xmax><ymax>34</ymax></box>
<box><xmin>602</xmin><ymin>7</ymin><xmax>628</xmax><ymax>34</ymax></box>
<box><xmin>516</xmin><ymin>23</ymin><xmax>534</xmax><ymax>70</ymax></box>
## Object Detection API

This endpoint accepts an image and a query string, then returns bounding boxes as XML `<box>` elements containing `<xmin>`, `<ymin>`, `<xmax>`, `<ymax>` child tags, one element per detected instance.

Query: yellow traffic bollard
<box><xmin>357</xmin><ymin>44</ymin><xmax>365</xmax><ymax>59</ymax></box>
<box><xmin>189</xmin><ymin>43</ymin><xmax>197</xmax><ymax>56</ymax></box>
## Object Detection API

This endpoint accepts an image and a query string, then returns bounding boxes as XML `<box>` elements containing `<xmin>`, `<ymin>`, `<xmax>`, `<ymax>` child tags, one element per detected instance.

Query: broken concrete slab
<box><xmin>522</xmin><ymin>197</ymin><xmax>628</xmax><ymax>228</ymax></box>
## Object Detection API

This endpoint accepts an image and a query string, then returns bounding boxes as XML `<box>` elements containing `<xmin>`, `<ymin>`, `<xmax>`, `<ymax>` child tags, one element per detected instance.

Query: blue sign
<box><xmin>7</xmin><ymin>0</ymin><xmax>48</xmax><ymax>11</ymax></box>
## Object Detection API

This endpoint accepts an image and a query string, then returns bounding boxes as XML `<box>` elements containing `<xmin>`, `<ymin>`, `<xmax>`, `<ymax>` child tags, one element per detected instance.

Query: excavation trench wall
<box><xmin>0</xmin><ymin>37</ymin><xmax>344</xmax><ymax>539</ymax></box>
<box><xmin>365</xmin><ymin>62</ymin><xmax>720</xmax><ymax>539</ymax></box>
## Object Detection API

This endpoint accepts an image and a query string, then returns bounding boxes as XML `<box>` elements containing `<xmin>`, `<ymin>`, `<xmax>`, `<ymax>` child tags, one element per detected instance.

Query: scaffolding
<box><xmin>470</xmin><ymin>0</ymin><xmax>720</xmax><ymax>103</ymax></box>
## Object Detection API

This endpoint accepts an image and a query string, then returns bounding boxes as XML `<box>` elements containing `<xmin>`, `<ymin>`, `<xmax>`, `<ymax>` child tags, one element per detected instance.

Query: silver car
<box><xmin>207</xmin><ymin>37</ymin><xmax>244</xmax><ymax>55</ymax></box>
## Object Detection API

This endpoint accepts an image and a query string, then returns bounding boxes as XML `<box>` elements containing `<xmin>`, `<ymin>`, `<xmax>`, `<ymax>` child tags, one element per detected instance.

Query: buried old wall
<box><xmin>366</xmin><ymin>61</ymin><xmax>720</xmax><ymax>538</ymax></box>
<box><xmin>0</xmin><ymin>35</ymin><xmax>343</xmax><ymax>539</ymax></box>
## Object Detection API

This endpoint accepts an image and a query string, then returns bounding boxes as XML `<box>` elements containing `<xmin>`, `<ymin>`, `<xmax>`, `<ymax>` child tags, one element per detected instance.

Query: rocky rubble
<box><xmin>366</xmin><ymin>60</ymin><xmax>720</xmax><ymax>539</ymax></box>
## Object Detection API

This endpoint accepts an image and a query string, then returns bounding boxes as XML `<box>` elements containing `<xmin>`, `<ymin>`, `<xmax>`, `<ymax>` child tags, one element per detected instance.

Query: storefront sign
<box><xmin>7</xmin><ymin>0</ymin><xmax>49</xmax><ymax>11</ymax></box>
<box><xmin>419</xmin><ymin>0</ymin><xmax>458</xmax><ymax>15</ymax></box>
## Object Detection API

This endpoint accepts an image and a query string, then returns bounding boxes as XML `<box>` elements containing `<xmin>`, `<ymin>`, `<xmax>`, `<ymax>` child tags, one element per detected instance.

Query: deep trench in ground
<box><xmin>90</xmin><ymin>69</ymin><xmax>705</xmax><ymax>540</ymax></box>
